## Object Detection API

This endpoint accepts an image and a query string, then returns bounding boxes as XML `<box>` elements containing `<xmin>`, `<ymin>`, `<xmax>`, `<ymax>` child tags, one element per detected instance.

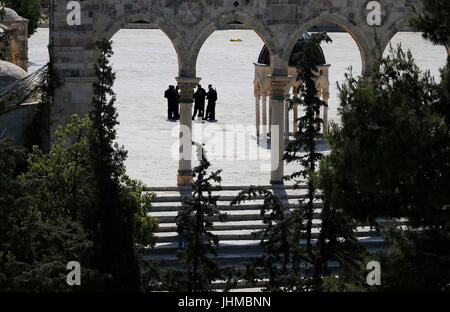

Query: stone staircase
<box><xmin>143</xmin><ymin>185</ymin><xmax>390</xmax><ymax>291</ymax></box>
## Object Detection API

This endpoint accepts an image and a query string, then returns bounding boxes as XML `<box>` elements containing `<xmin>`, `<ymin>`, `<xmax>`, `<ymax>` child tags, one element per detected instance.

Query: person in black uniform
<box><xmin>192</xmin><ymin>84</ymin><xmax>207</xmax><ymax>120</ymax></box>
<box><xmin>164</xmin><ymin>85</ymin><xmax>178</xmax><ymax>120</ymax></box>
<box><xmin>205</xmin><ymin>84</ymin><xmax>218</xmax><ymax>121</ymax></box>
<box><xmin>175</xmin><ymin>85</ymin><xmax>181</xmax><ymax>120</ymax></box>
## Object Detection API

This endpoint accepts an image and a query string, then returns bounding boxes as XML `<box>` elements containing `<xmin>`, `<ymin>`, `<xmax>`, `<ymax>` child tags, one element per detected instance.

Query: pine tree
<box><xmin>411</xmin><ymin>0</ymin><xmax>450</xmax><ymax>47</ymax></box>
<box><xmin>172</xmin><ymin>143</ymin><xmax>227</xmax><ymax>291</ymax></box>
<box><xmin>231</xmin><ymin>186</ymin><xmax>293</xmax><ymax>291</ymax></box>
<box><xmin>86</xmin><ymin>39</ymin><xmax>142</xmax><ymax>291</ymax></box>
<box><xmin>284</xmin><ymin>33</ymin><xmax>331</xmax><ymax>258</ymax></box>
<box><xmin>327</xmin><ymin>43</ymin><xmax>450</xmax><ymax>290</ymax></box>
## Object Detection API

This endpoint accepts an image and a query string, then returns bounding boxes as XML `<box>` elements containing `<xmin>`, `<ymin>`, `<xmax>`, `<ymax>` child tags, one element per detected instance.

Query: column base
<box><xmin>270</xmin><ymin>180</ymin><xmax>284</xmax><ymax>185</ymax></box>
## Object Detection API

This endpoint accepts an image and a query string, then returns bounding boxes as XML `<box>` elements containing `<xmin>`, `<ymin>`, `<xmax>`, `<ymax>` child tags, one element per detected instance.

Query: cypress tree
<box><xmin>87</xmin><ymin>39</ymin><xmax>141</xmax><ymax>291</ymax></box>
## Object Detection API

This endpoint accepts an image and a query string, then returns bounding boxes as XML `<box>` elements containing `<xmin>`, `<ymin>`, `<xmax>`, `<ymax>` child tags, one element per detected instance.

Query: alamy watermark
<box><xmin>171</xmin><ymin>123</ymin><xmax>277</xmax><ymax>172</ymax></box>
<box><xmin>66</xmin><ymin>261</ymin><xmax>81</xmax><ymax>286</ymax></box>
<box><xmin>366</xmin><ymin>261</ymin><xmax>381</xmax><ymax>286</ymax></box>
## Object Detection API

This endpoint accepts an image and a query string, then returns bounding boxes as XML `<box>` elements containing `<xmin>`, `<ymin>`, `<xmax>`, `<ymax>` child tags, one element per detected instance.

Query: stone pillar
<box><xmin>284</xmin><ymin>92</ymin><xmax>290</xmax><ymax>144</ymax></box>
<box><xmin>261</xmin><ymin>94</ymin><xmax>267</xmax><ymax>139</ymax></box>
<box><xmin>293</xmin><ymin>87</ymin><xmax>299</xmax><ymax>135</ymax></box>
<box><xmin>268</xmin><ymin>96</ymin><xmax>273</xmax><ymax>136</ymax></box>
<box><xmin>269</xmin><ymin>76</ymin><xmax>291</xmax><ymax>185</ymax></box>
<box><xmin>255</xmin><ymin>94</ymin><xmax>260</xmax><ymax>137</ymax></box>
<box><xmin>176</xmin><ymin>77</ymin><xmax>201</xmax><ymax>186</ymax></box>
<box><xmin>323</xmin><ymin>89</ymin><xmax>330</xmax><ymax>135</ymax></box>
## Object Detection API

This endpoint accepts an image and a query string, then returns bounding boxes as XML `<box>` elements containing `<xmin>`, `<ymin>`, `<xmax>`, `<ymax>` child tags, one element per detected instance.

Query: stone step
<box><xmin>144</xmin><ymin>185</ymin><xmax>307</xmax><ymax>192</ymax></box>
<box><xmin>150</xmin><ymin>194</ymin><xmax>321</xmax><ymax>203</ymax></box>
<box><xmin>147</xmin><ymin>237</ymin><xmax>387</xmax><ymax>255</ymax></box>
<box><xmin>150</xmin><ymin>209</ymin><xmax>323</xmax><ymax>223</ymax></box>
<box><xmin>150</xmin><ymin>202</ymin><xmax>324</xmax><ymax>212</ymax></box>
<box><xmin>144</xmin><ymin>244</ymin><xmax>385</xmax><ymax>267</ymax></box>
<box><xmin>153</xmin><ymin>227</ymin><xmax>380</xmax><ymax>243</ymax></box>
<box><xmin>157</xmin><ymin>220</ymin><xmax>272</xmax><ymax>232</ymax></box>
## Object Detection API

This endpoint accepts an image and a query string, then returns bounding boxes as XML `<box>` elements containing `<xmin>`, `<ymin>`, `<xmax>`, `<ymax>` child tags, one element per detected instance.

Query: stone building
<box><xmin>0</xmin><ymin>7</ymin><xmax>29</xmax><ymax>71</ymax></box>
<box><xmin>48</xmin><ymin>0</ymin><xmax>431</xmax><ymax>186</ymax></box>
<box><xmin>254</xmin><ymin>33</ymin><xmax>330</xmax><ymax>141</ymax></box>
<box><xmin>0</xmin><ymin>60</ymin><xmax>36</xmax><ymax>146</ymax></box>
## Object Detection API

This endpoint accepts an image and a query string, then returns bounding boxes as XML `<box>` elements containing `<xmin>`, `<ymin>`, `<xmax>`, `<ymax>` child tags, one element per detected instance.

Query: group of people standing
<box><xmin>164</xmin><ymin>84</ymin><xmax>218</xmax><ymax>121</ymax></box>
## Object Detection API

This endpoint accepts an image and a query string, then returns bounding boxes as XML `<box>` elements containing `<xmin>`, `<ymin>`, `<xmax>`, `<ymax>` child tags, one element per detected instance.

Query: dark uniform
<box><xmin>205</xmin><ymin>85</ymin><xmax>218</xmax><ymax>121</ymax></box>
<box><xmin>164</xmin><ymin>85</ymin><xmax>178</xmax><ymax>120</ymax></box>
<box><xmin>192</xmin><ymin>85</ymin><xmax>207</xmax><ymax>120</ymax></box>
<box><xmin>175</xmin><ymin>86</ymin><xmax>181</xmax><ymax>119</ymax></box>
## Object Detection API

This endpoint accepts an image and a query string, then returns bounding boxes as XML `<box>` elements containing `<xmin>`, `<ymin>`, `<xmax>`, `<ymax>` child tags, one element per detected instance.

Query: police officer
<box><xmin>205</xmin><ymin>84</ymin><xmax>218</xmax><ymax>121</ymax></box>
<box><xmin>192</xmin><ymin>84</ymin><xmax>207</xmax><ymax>120</ymax></box>
<box><xmin>164</xmin><ymin>85</ymin><xmax>178</xmax><ymax>120</ymax></box>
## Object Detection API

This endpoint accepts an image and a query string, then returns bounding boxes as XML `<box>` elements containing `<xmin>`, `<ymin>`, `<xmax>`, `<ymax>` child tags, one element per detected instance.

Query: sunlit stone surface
<box><xmin>28</xmin><ymin>29</ymin><xmax>448</xmax><ymax>186</ymax></box>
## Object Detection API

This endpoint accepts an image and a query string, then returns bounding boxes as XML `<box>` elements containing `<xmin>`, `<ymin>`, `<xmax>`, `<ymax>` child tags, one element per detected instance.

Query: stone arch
<box><xmin>379</xmin><ymin>17</ymin><xmax>411</xmax><ymax>55</ymax></box>
<box><xmin>94</xmin><ymin>11</ymin><xmax>184</xmax><ymax>75</ymax></box>
<box><xmin>188</xmin><ymin>11</ymin><xmax>280</xmax><ymax>77</ymax></box>
<box><xmin>282</xmin><ymin>13</ymin><xmax>372</xmax><ymax>76</ymax></box>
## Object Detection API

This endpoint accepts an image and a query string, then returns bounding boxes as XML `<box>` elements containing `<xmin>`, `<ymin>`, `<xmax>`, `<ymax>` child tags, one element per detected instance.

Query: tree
<box><xmin>411</xmin><ymin>0</ymin><xmax>450</xmax><ymax>47</ymax></box>
<box><xmin>284</xmin><ymin>32</ymin><xmax>332</xmax><ymax>258</ymax></box>
<box><xmin>282</xmin><ymin>33</ymin><xmax>361</xmax><ymax>291</ymax></box>
<box><xmin>231</xmin><ymin>34</ymin><xmax>365</xmax><ymax>292</ymax></box>
<box><xmin>332</xmin><ymin>46</ymin><xmax>449</xmax><ymax>226</ymax></box>
<box><xmin>85</xmin><ymin>38</ymin><xmax>150</xmax><ymax>291</ymax></box>
<box><xmin>162</xmin><ymin>144</ymin><xmax>227</xmax><ymax>292</ymax></box>
<box><xmin>3</xmin><ymin>0</ymin><xmax>41</xmax><ymax>36</ymax></box>
<box><xmin>0</xmin><ymin>126</ymin><xmax>99</xmax><ymax>291</ymax></box>
<box><xmin>231</xmin><ymin>186</ymin><xmax>294</xmax><ymax>291</ymax></box>
<box><xmin>326</xmin><ymin>43</ymin><xmax>450</xmax><ymax>290</ymax></box>
<box><xmin>0</xmin><ymin>39</ymin><xmax>158</xmax><ymax>291</ymax></box>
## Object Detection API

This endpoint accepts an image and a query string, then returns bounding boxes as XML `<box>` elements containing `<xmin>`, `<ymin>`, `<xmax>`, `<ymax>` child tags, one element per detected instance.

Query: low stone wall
<box><xmin>0</xmin><ymin>102</ymin><xmax>38</xmax><ymax>146</ymax></box>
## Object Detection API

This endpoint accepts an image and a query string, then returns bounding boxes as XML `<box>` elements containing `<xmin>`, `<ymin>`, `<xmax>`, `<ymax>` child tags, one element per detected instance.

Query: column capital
<box><xmin>176</xmin><ymin>76</ymin><xmax>201</xmax><ymax>103</ymax></box>
<box><xmin>176</xmin><ymin>76</ymin><xmax>201</xmax><ymax>88</ymax></box>
<box><xmin>268</xmin><ymin>75</ymin><xmax>294</xmax><ymax>98</ymax></box>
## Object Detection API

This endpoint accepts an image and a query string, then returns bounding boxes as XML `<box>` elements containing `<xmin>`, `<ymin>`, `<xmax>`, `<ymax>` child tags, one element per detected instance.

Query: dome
<box><xmin>0</xmin><ymin>60</ymin><xmax>33</xmax><ymax>109</ymax></box>
<box><xmin>257</xmin><ymin>33</ymin><xmax>326</xmax><ymax>66</ymax></box>
<box><xmin>1</xmin><ymin>7</ymin><xmax>25</xmax><ymax>22</ymax></box>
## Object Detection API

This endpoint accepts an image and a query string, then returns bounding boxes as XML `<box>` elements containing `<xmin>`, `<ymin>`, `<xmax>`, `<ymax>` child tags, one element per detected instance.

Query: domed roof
<box><xmin>0</xmin><ymin>60</ymin><xmax>33</xmax><ymax>109</ymax></box>
<box><xmin>1</xmin><ymin>7</ymin><xmax>25</xmax><ymax>22</ymax></box>
<box><xmin>258</xmin><ymin>33</ymin><xmax>326</xmax><ymax>66</ymax></box>
<box><xmin>0</xmin><ymin>60</ymin><xmax>29</xmax><ymax>87</ymax></box>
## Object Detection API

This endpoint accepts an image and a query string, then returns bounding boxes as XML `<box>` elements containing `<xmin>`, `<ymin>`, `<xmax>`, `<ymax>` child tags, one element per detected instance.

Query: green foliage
<box><xmin>231</xmin><ymin>186</ymin><xmax>294</xmax><ymax>291</ymax></box>
<box><xmin>3</xmin><ymin>0</ymin><xmax>41</xmax><ymax>36</ymax></box>
<box><xmin>0</xmin><ymin>137</ymin><xmax>98</xmax><ymax>291</ymax></box>
<box><xmin>85</xmin><ymin>38</ymin><xmax>146</xmax><ymax>291</ymax></box>
<box><xmin>0</xmin><ymin>39</ymin><xmax>158</xmax><ymax>291</ymax></box>
<box><xmin>230</xmin><ymin>34</ymin><xmax>364</xmax><ymax>292</ymax></box>
<box><xmin>327</xmin><ymin>43</ymin><xmax>450</xmax><ymax>290</ymax></box>
<box><xmin>164</xmin><ymin>144</ymin><xmax>227</xmax><ymax>292</ymax></box>
<box><xmin>331</xmin><ymin>46</ymin><xmax>450</xmax><ymax>226</ymax></box>
<box><xmin>411</xmin><ymin>0</ymin><xmax>450</xmax><ymax>46</ymax></box>
<box><xmin>284</xmin><ymin>33</ymin><xmax>332</xmax><ymax>256</ymax></box>
<box><xmin>370</xmin><ymin>224</ymin><xmax>450</xmax><ymax>291</ymax></box>
<box><xmin>147</xmin><ymin>144</ymin><xmax>237</xmax><ymax>292</ymax></box>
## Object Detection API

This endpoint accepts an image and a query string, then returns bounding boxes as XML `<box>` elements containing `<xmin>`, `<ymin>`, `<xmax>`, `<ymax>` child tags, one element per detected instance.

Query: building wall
<box><xmin>0</xmin><ymin>18</ymin><xmax>29</xmax><ymax>71</ymax></box>
<box><xmin>0</xmin><ymin>103</ymin><xmax>37</xmax><ymax>146</ymax></box>
<box><xmin>49</xmin><ymin>0</ymin><xmax>423</xmax><ymax>136</ymax></box>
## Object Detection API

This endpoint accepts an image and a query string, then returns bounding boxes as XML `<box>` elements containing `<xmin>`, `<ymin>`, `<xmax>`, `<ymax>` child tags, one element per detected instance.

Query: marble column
<box><xmin>255</xmin><ymin>94</ymin><xmax>260</xmax><ymax>137</ymax></box>
<box><xmin>284</xmin><ymin>92</ymin><xmax>290</xmax><ymax>144</ymax></box>
<box><xmin>268</xmin><ymin>96</ymin><xmax>273</xmax><ymax>136</ymax></box>
<box><xmin>293</xmin><ymin>89</ymin><xmax>299</xmax><ymax>135</ymax></box>
<box><xmin>323</xmin><ymin>89</ymin><xmax>329</xmax><ymax>135</ymax></box>
<box><xmin>269</xmin><ymin>76</ymin><xmax>291</xmax><ymax>184</ymax></box>
<box><xmin>176</xmin><ymin>76</ymin><xmax>201</xmax><ymax>186</ymax></box>
<box><xmin>261</xmin><ymin>94</ymin><xmax>267</xmax><ymax>141</ymax></box>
